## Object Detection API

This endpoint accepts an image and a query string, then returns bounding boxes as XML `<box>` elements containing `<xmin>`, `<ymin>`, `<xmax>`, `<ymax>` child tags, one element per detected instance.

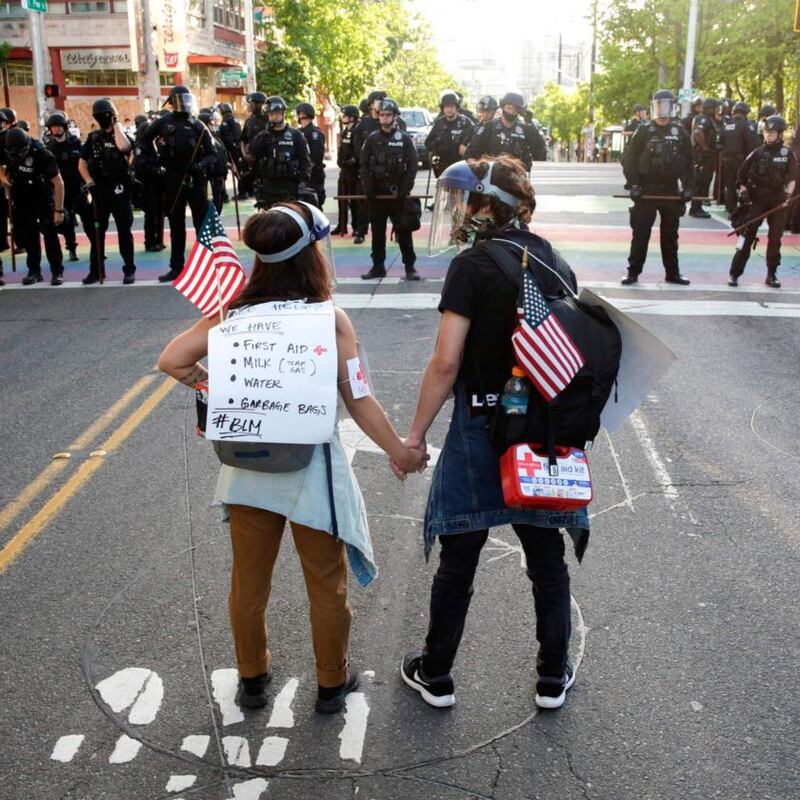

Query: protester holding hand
<box><xmin>159</xmin><ymin>201</ymin><xmax>427</xmax><ymax>714</ymax></box>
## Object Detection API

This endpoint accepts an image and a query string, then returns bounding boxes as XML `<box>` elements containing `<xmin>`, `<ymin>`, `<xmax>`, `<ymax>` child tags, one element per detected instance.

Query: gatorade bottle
<box><xmin>501</xmin><ymin>366</ymin><xmax>530</xmax><ymax>416</ymax></box>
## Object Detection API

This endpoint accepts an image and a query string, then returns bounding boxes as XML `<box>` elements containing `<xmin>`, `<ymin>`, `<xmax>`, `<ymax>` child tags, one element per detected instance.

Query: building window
<box><xmin>6</xmin><ymin>61</ymin><xmax>33</xmax><ymax>86</ymax></box>
<box><xmin>68</xmin><ymin>1</ymin><xmax>111</xmax><ymax>11</ymax></box>
<box><xmin>213</xmin><ymin>0</ymin><xmax>243</xmax><ymax>32</ymax></box>
<box><xmin>0</xmin><ymin>0</ymin><xmax>26</xmax><ymax>16</ymax></box>
<box><xmin>188</xmin><ymin>0</ymin><xmax>205</xmax><ymax>29</ymax></box>
<box><xmin>63</xmin><ymin>69</ymin><xmax>137</xmax><ymax>87</ymax></box>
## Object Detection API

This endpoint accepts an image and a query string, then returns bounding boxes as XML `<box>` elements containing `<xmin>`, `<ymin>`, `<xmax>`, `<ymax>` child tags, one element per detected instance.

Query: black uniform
<box><xmin>239</xmin><ymin>111</ymin><xmax>268</xmax><ymax>197</ymax></box>
<box><xmin>140</xmin><ymin>113</ymin><xmax>215</xmax><ymax>274</ymax></box>
<box><xmin>465</xmin><ymin>117</ymin><xmax>546</xmax><ymax>171</ymax></box>
<box><xmin>336</xmin><ymin>122</ymin><xmax>362</xmax><ymax>235</ymax></box>
<box><xmin>218</xmin><ymin>112</ymin><xmax>242</xmax><ymax>165</ymax></box>
<box><xmin>689</xmin><ymin>113</ymin><xmax>717</xmax><ymax>214</ymax></box>
<box><xmin>425</xmin><ymin>114</ymin><xmax>473</xmax><ymax>177</ymax></box>
<box><xmin>624</xmin><ymin>117</ymin><xmax>643</xmax><ymax>136</ymax></box>
<box><xmin>300</xmin><ymin>122</ymin><xmax>326</xmax><ymax>207</ymax></box>
<box><xmin>622</xmin><ymin>121</ymin><xmax>694</xmax><ymax>280</ymax></box>
<box><xmin>4</xmin><ymin>140</ymin><xmax>63</xmax><ymax>279</ymax></box>
<box><xmin>248</xmin><ymin>125</ymin><xmax>310</xmax><ymax>209</ymax></box>
<box><xmin>206</xmin><ymin>131</ymin><xmax>229</xmax><ymax>214</ymax></box>
<box><xmin>681</xmin><ymin>111</ymin><xmax>698</xmax><ymax>135</ymax></box>
<box><xmin>44</xmin><ymin>132</ymin><xmax>87</xmax><ymax>256</ymax></box>
<box><xmin>352</xmin><ymin>115</ymin><xmax>407</xmax><ymax>157</ymax></box>
<box><xmin>719</xmin><ymin>116</ymin><xmax>760</xmax><ymax>214</ymax></box>
<box><xmin>360</xmin><ymin>125</ymin><xmax>418</xmax><ymax>273</ymax></box>
<box><xmin>729</xmin><ymin>142</ymin><xmax>798</xmax><ymax>282</ymax></box>
<box><xmin>132</xmin><ymin>131</ymin><xmax>165</xmax><ymax>251</ymax></box>
<box><xmin>81</xmin><ymin>128</ymin><xmax>136</xmax><ymax>279</ymax></box>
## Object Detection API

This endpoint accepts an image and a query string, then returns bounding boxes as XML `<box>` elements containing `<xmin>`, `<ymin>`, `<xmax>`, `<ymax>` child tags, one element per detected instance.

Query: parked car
<box><xmin>399</xmin><ymin>106</ymin><xmax>434</xmax><ymax>167</ymax></box>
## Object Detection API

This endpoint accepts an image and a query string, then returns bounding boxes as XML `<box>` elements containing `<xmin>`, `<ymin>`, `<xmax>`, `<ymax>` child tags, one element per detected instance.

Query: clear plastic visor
<box><xmin>320</xmin><ymin>236</ymin><xmax>336</xmax><ymax>286</ymax></box>
<box><xmin>428</xmin><ymin>184</ymin><xmax>471</xmax><ymax>256</ymax></box>
<box><xmin>651</xmin><ymin>97</ymin><xmax>673</xmax><ymax>119</ymax></box>
<box><xmin>173</xmin><ymin>92</ymin><xmax>197</xmax><ymax>115</ymax></box>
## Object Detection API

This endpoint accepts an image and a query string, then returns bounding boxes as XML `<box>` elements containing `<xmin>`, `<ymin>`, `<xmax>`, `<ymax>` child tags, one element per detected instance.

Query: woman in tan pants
<box><xmin>159</xmin><ymin>202</ymin><xmax>427</xmax><ymax>712</ymax></box>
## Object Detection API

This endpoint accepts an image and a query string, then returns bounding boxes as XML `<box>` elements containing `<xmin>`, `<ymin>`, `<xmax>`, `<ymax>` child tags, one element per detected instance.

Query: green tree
<box><xmin>255</xmin><ymin>33</ymin><xmax>313</xmax><ymax>109</ymax></box>
<box><xmin>531</xmin><ymin>82</ymin><xmax>594</xmax><ymax>148</ymax></box>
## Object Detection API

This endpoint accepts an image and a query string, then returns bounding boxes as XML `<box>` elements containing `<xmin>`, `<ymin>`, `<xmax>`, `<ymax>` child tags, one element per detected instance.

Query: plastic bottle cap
<box><xmin>511</xmin><ymin>366</ymin><xmax>526</xmax><ymax>378</ymax></box>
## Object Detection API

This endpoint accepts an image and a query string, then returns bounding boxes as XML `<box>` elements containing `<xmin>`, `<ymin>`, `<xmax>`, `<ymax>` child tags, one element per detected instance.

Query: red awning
<box><xmin>187</xmin><ymin>55</ymin><xmax>244</xmax><ymax>67</ymax></box>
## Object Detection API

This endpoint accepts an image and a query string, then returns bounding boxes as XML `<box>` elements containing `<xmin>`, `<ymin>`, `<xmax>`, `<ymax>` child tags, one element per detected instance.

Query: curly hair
<box><xmin>465</xmin><ymin>155</ymin><xmax>536</xmax><ymax>226</ymax></box>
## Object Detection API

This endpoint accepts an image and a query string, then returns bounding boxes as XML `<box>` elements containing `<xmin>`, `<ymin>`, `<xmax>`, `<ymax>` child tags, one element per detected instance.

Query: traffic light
<box><xmin>44</xmin><ymin>84</ymin><xmax>59</xmax><ymax>98</ymax></box>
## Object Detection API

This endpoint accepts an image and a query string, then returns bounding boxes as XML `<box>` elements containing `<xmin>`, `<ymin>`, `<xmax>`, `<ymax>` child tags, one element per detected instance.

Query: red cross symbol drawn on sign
<box><xmin>313</xmin><ymin>345</ymin><xmax>328</xmax><ymax>356</ymax></box>
<box><xmin>518</xmin><ymin>449</ymin><xmax>543</xmax><ymax>477</ymax></box>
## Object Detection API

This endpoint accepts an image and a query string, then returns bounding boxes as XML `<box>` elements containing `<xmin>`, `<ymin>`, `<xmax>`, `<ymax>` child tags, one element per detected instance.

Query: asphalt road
<box><xmin>1</xmin><ymin>163</ymin><xmax>799</xmax><ymax>800</ymax></box>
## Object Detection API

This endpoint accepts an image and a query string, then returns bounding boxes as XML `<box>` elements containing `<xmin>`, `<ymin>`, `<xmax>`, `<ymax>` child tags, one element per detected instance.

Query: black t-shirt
<box><xmin>439</xmin><ymin>229</ymin><xmax>578</xmax><ymax>414</ymax></box>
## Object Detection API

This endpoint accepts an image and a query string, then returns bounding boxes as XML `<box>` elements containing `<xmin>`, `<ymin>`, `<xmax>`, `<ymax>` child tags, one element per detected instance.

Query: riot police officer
<box><xmin>0</xmin><ymin>128</ymin><xmax>65</xmax><ymax>285</ymax></box>
<box><xmin>140</xmin><ymin>86</ymin><xmax>215</xmax><ymax>282</ymax></box>
<box><xmin>333</xmin><ymin>104</ymin><xmax>361</xmax><ymax>236</ymax></box>
<box><xmin>719</xmin><ymin>101</ymin><xmax>759</xmax><ymax>215</ymax></box>
<box><xmin>682</xmin><ymin>96</ymin><xmax>702</xmax><ymax>134</ymax></box>
<box><xmin>728</xmin><ymin>116</ymin><xmax>797</xmax><ymax>288</ymax></box>
<box><xmin>199</xmin><ymin>109</ymin><xmax>229</xmax><ymax>214</ymax></box>
<box><xmin>217</xmin><ymin>102</ymin><xmax>242</xmax><ymax>196</ymax></box>
<box><xmin>456</xmin><ymin>92</ymin><xmax>477</xmax><ymax>124</ymax></box>
<box><xmin>465</xmin><ymin>91</ymin><xmax>546</xmax><ymax>171</ymax></box>
<box><xmin>78</xmin><ymin>98</ymin><xmax>137</xmax><ymax>285</ymax></box>
<box><xmin>248</xmin><ymin>95</ymin><xmax>310</xmax><ymax>209</ymax></box>
<box><xmin>757</xmin><ymin>104</ymin><xmax>777</xmax><ymax>143</ymax></box>
<box><xmin>44</xmin><ymin>111</ymin><xmax>85</xmax><ymax>262</ymax></box>
<box><xmin>352</xmin><ymin>90</ymin><xmax>408</xmax><ymax>157</ymax></box>
<box><xmin>688</xmin><ymin>97</ymin><xmax>718</xmax><ymax>217</ymax></box>
<box><xmin>295</xmin><ymin>102</ymin><xmax>326</xmax><ymax>207</ymax></box>
<box><xmin>624</xmin><ymin>104</ymin><xmax>648</xmax><ymax>136</ymax></box>
<box><xmin>239</xmin><ymin>92</ymin><xmax>268</xmax><ymax>198</ymax></box>
<box><xmin>132</xmin><ymin>121</ymin><xmax>165</xmax><ymax>252</ymax></box>
<box><xmin>621</xmin><ymin>89</ymin><xmax>693</xmax><ymax>286</ymax></box>
<box><xmin>425</xmin><ymin>90</ymin><xmax>473</xmax><ymax>177</ymax></box>
<box><xmin>360</xmin><ymin>97</ymin><xmax>419</xmax><ymax>281</ymax></box>
<box><xmin>460</xmin><ymin>95</ymin><xmax>497</xmax><ymax>154</ymax></box>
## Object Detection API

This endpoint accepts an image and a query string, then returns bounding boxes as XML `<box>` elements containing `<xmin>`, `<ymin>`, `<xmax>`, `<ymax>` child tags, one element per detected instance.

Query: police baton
<box><xmin>90</xmin><ymin>193</ymin><xmax>105</xmax><ymax>284</ymax></box>
<box><xmin>334</xmin><ymin>194</ymin><xmax>433</xmax><ymax>200</ymax></box>
<box><xmin>613</xmin><ymin>194</ymin><xmax>713</xmax><ymax>201</ymax></box>
<box><xmin>7</xmin><ymin>185</ymin><xmax>16</xmax><ymax>272</ymax></box>
<box><xmin>226</xmin><ymin>150</ymin><xmax>241</xmax><ymax>240</ymax></box>
<box><xmin>726</xmin><ymin>194</ymin><xmax>800</xmax><ymax>236</ymax></box>
<box><xmin>168</xmin><ymin>125</ymin><xmax>210</xmax><ymax>217</ymax></box>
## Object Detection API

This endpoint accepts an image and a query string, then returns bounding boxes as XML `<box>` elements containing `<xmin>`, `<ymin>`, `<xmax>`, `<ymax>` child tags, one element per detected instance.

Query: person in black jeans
<box><xmin>394</xmin><ymin>155</ymin><xmax>590</xmax><ymax>710</ymax></box>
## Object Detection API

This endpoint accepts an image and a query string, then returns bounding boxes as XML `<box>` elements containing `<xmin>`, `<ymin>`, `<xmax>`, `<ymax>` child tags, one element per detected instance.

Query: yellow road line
<box><xmin>0</xmin><ymin>376</ymin><xmax>177</xmax><ymax>575</ymax></box>
<box><xmin>0</xmin><ymin>373</ymin><xmax>158</xmax><ymax>535</ymax></box>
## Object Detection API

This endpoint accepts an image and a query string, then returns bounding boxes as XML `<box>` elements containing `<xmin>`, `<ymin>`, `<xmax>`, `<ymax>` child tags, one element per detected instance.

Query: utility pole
<box><xmin>28</xmin><ymin>10</ymin><xmax>47</xmax><ymax>135</ymax></box>
<box><xmin>138</xmin><ymin>0</ymin><xmax>160</xmax><ymax>113</ymax></box>
<box><xmin>557</xmin><ymin>33</ymin><xmax>562</xmax><ymax>86</ymax></box>
<box><xmin>587</xmin><ymin>0</ymin><xmax>598</xmax><ymax>162</ymax></box>
<box><xmin>243</xmin><ymin>0</ymin><xmax>256</xmax><ymax>95</ymax></box>
<box><xmin>681</xmin><ymin>0</ymin><xmax>699</xmax><ymax>117</ymax></box>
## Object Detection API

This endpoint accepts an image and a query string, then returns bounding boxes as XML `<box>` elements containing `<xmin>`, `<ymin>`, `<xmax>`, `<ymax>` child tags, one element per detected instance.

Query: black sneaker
<box><xmin>123</xmin><ymin>274</ymin><xmax>136</xmax><ymax>285</ymax></box>
<box><xmin>158</xmin><ymin>268</ymin><xmax>182</xmax><ymax>283</ymax></box>
<box><xmin>400</xmin><ymin>651</ymin><xmax>455</xmax><ymax>708</ymax></box>
<box><xmin>22</xmin><ymin>273</ymin><xmax>43</xmax><ymax>286</ymax></box>
<box><xmin>535</xmin><ymin>663</ymin><xmax>576</xmax><ymax>710</ymax></box>
<box><xmin>664</xmin><ymin>274</ymin><xmax>691</xmax><ymax>285</ymax></box>
<box><xmin>404</xmin><ymin>266</ymin><xmax>421</xmax><ymax>281</ymax></box>
<box><xmin>235</xmin><ymin>672</ymin><xmax>272</xmax><ymax>710</ymax></box>
<box><xmin>765</xmin><ymin>274</ymin><xmax>781</xmax><ymax>288</ymax></box>
<box><xmin>727</xmin><ymin>277</ymin><xmax>738</xmax><ymax>287</ymax></box>
<box><xmin>50</xmin><ymin>274</ymin><xmax>64</xmax><ymax>286</ymax></box>
<box><xmin>82</xmin><ymin>274</ymin><xmax>100</xmax><ymax>286</ymax></box>
<box><xmin>353</xmin><ymin>234</ymin><xmax>365</xmax><ymax>244</ymax></box>
<box><xmin>315</xmin><ymin>672</ymin><xmax>359</xmax><ymax>714</ymax></box>
<box><xmin>620</xmin><ymin>272</ymin><xmax>638</xmax><ymax>286</ymax></box>
<box><xmin>689</xmin><ymin>210</ymin><xmax>710</xmax><ymax>219</ymax></box>
<box><xmin>361</xmin><ymin>265</ymin><xmax>386</xmax><ymax>280</ymax></box>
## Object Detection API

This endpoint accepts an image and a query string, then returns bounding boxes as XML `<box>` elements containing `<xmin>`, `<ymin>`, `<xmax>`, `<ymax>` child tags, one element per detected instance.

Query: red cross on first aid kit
<box><xmin>500</xmin><ymin>443</ymin><xmax>593</xmax><ymax>511</ymax></box>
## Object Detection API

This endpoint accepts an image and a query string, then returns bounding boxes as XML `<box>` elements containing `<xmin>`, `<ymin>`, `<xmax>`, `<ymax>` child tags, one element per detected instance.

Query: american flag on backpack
<box><xmin>172</xmin><ymin>205</ymin><xmax>246</xmax><ymax>319</ymax></box>
<box><xmin>511</xmin><ymin>267</ymin><xmax>585</xmax><ymax>401</ymax></box>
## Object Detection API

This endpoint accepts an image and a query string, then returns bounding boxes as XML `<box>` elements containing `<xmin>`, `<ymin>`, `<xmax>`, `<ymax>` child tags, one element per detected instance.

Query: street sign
<box><xmin>22</xmin><ymin>0</ymin><xmax>47</xmax><ymax>12</ymax></box>
<box><xmin>217</xmin><ymin>67</ymin><xmax>247</xmax><ymax>88</ymax></box>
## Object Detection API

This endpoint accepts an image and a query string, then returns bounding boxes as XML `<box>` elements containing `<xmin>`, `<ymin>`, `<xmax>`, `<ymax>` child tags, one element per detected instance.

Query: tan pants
<box><xmin>227</xmin><ymin>504</ymin><xmax>352</xmax><ymax>688</ymax></box>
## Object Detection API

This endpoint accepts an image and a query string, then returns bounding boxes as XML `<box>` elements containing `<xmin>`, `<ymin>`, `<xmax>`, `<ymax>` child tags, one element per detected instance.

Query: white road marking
<box><xmin>109</xmin><ymin>734</ymin><xmax>142</xmax><ymax>764</ymax></box>
<box><xmin>95</xmin><ymin>667</ymin><xmax>164</xmax><ymax>724</ymax></box>
<box><xmin>604</xmin><ymin>298</ymin><xmax>800</xmax><ymax>318</ymax></box>
<box><xmin>180</xmin><ymin>734</ymin><xmax>210</xmax><ymax>757</ymax></box>
<box><xmin>338</xmin><ymin>418</ymin><xmax>440</xmax><ymax>467</ymax></box>
<box><xmin>211</xmin><ymin>668</ymin><xmax>245</xmax><ymax>726</ymax></box>
<box><xmin>165</xmin><ymin>775</ymin><xmax>197</xmax><ymax>792</ymax></box>
<box><xmin>338</xmin><ymin>692</ymin><xmax>370</xmax><ymax>764</ymax></box>
<box><xmin>598</xmin><ymin>428</ymin><xmax>637</xmax><ymax>514</ymax></box>
<box><xmin>486</xmin><ymin>535</ymin><xmax>526</xmax><ymax>568</ymax></box>
<box><xmin>50</xmin><ymin>734</ymin><xmax>84</xmax><ymax>763</ymax></box>
<box><xmin>266</xmin><ymin>677</ymin><xmax>298</xmax><ymax>729</ymax></box>
<box><xmin>222</xmin><ymin>735</ymin><xmax>251</xmax><ymax>767</ymax></box>
<box><xmin>255</xmin><ymin>736</ymin><xmax>289</xmax><ymax>766</ymax></box>
<box><xmin>225</xmin><ymin>778</ymin><xmax>269</xmax><ymax>800</ymax></box>
<box><xmin>629</xmin><ymin>410</ymin><xmax>678</xmax><ymax>500</ymax></box>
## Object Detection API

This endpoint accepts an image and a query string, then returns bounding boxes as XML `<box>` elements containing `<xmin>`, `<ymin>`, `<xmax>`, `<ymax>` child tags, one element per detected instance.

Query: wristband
<box><xmin>54</xmin><ymin>208</ymin><xmax>64</xmax><ymax>213</ymax></box>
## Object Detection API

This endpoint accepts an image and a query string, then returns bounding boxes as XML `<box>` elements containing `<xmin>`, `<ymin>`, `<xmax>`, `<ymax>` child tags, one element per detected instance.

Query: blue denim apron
<box><xmin>424</xmin><ymin>383</ymin><xmax>590</xmax><ymax>560</ymax></box>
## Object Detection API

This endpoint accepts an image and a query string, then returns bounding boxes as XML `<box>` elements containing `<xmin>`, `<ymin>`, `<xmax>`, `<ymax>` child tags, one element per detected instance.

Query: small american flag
<box><xmin>511</xmin><ymin>267</ymin><xmax>585</xmax><ymax>401</ymax></box>
<box><xmin>172</xmin><ymin>205</ymin><xmax>246</xmax><ymax>319</ymax></box>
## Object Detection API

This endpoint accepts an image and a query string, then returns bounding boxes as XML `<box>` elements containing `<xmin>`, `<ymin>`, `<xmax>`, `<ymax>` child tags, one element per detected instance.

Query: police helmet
<box><xmin>295</xmin><ymin>102</ymin><xmax>315</xmax><ymax>119</ymax></box>
<box><xmin>651</xmin><ymin>89</ymin><xmax>675</xmax><ymax>120</ymax></box>
<box><xmin>764</xmin><ymin>115</ymin><xmax>787</xmax><ymax>133</ymax></box>
<box><xmin>266</xmin><ymin>96</ymin><xmax>287</xmax><ymax>114</ymax></box>
<box><xmin>732</xmin><ymin>101</ymin><xmax>750</xmax><ymax>116</ymax></box>
<box><xmin>367</xmin><ymin>90</ymin><xmax>387</xmax><ymax>106</ymax></box>
<box><xmin>439</xmin><ymin>90</ymin><xmax>459</xmax><ymax>109</ymax></box>
<box><xmin>358</xmin><ymin>98</ymin><xmax>369</xmax><ymax>115</ymax></box>
<box><xmin>691</xmin><ymin>96</ymin><xmax>703</xmax><ymax>108</ymax></box>
<box><xmin>0</xmin><ymin>109</ymin><xmax>8</xmax><ymax>125</ymax></box>
<box><xmin>92</xmin><ymin>98</ymin><xmax>118</xmax><ymax>118</ymax></box>
<box><xmin>701</xmin><ymin>97</ymin><xmax>719</xmax><ymax>115</ymax></box>
<box><xmin>247</xmin><ymin>92</ymin><xmax>267</xmax><ymax>105</ymax></box>
<box><xmin>759</xmin><ymin>104</ymin><xmax>777</xmax><ymax>119</ymax></box>
<box><xmin>0</xmin><ymin>107</ymin><xmax>16</xmax><ymax>124</ymax></box>
<box><xmin>341</xmin><ymin>104</ymin><xmax>359</xmax><ymax>119</ymax></box>
<box><xmin>500</xmin><ymin>91</ymin><xmax>525</xmax><ymax>110</ymax></box>
<box><xmin>168</xmin><ymin>86</ymin><xmax>196</xmax><ymax>115</ymax></box>
<box><xmin>217</xmin><ymin>102</ymin><xmax>233</xmax><ymax>116</ymax></box>
<box><xmin>133</xmin><ymin>114</ymin><xmax>147</xmax><ymax>128</ymax></box>
<box><xmin>136</xmin><ymin>122</ymin><xmax>149</xmax><ymax>140</ymax></box>
<box><xmin>379</xmin><ymin>97</ymin><xmax>400</xmax><ymax>115</ymax></box>
<box><xmin>198</xmin><ymin>110</ymin><xmax>214</xmax><ymax>125</ymax></box>
<box><xmin>477</xmin><ymin>95</ymin><xmax>498</xmax><ymax>114</ymax></box>
<box><xmin>633</xmin><ymin>104</ymin><xmax>647</xmax><ymax>113</ymax></box>
<box><xmin>46</xmin><ymin>111</ymin><xmax>69</xmax><ymax>130</ymax></box>
<box><xmin>5</xmin><ymin>127</ymin><xmax>30</xmax><ymax>160</ymax></box>
<box><xmin>720</xmin><ymin>98</ymin><xmax>733</xmax><ymax>112</ymax></box>
<box><xmin>16</xmin><ymin>120</ymin><xmax>29</xmax><ymax>132</ymax></box>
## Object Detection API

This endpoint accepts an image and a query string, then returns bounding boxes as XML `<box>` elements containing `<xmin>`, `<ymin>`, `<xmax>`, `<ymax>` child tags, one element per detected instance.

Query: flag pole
<box><xmin>215</xmin><ymin>265</ymin><xmax>225</xmax><ymax>324</ymax></box>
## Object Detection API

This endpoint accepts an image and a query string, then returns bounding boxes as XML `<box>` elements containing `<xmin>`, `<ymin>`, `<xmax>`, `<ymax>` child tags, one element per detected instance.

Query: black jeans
<box><xmin>337</xmin><ymin>167</ymin><xmax>361</xmax><ymax>232</ymax></box>
<box><xmin>627</xmin><ymin>198</ymin><xmax>682</xmax><ymax>277</ymax></box>
<box><xmin>368</xmin><ymin>198</ymin><xmax>415</xmax><ymax>268</ymax></box>
<box><xmin>422</xmin><ymin>526</ymin><xmax>571</xmax><ymax>680</ymax></box>
<box><xmin>142</xmin><ymin>182</ymin><xmax>164</xmax><ymax>248</ymax></box>
<box><xmin>690</xmin><ymin>155</ymin><xmax>714</xmax><ymax>213</ymax></box>
<box><xmin>164</xmin><ymin>174</ymin><xmax>209</xmax><ymax>271</ymax></box>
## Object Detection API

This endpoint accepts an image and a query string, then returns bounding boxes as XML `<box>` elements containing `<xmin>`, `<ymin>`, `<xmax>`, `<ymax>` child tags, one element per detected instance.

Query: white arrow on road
<box><xmin>338</xmin><ymin>418</ymin><xmax>440</xmax><ymax>467</ymax></box>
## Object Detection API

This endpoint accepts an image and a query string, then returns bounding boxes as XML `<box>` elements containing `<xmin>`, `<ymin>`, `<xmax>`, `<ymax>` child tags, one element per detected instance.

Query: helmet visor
<box><xmin>172</xmin><ymin>92</ymin><xmax>197</xmax><ymax>115</ymax></box>
<box><xmin>651</xmin><ymin>96</ymin><xmax>673</xmax><ymax>119</ymax></box>
<box><xmin>428</xmin><ymin>183</ymin><xmax>470</xmax><ymax>256</ymax></box>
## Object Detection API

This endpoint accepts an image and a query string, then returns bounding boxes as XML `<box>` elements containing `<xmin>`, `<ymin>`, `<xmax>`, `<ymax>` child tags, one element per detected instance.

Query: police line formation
<box><xmin>0</xmin><ymin>86</ymin><xmax>796</xmax><ymax>289</ymax></box>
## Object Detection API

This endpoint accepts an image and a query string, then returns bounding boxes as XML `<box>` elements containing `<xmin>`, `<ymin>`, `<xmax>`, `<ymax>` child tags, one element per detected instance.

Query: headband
<box><xmin>256</xmin><ymin>202</ymin><xmax>331</xmax><ymax>263</ymax></box>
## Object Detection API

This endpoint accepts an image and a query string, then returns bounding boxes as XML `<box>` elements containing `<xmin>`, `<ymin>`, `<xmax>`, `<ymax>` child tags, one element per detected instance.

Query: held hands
<box><xmin>389</xmin><ymin>434</ymin><xmax>429</xmax><ymax>480</ymax></box>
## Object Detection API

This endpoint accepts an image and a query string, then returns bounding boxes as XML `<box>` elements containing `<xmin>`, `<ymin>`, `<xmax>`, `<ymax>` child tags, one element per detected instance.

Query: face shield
<box><xmin>171</xmin><ymin>92</ymin><xmax>197</xmax><ymax>115</ymax></box>
<box><xmin>651</xmin><ymin>95</ymin><xmax>673</xmax><ymax>120</ymax></box>
<box><xmin>428</xmin><ymin>182</ymin><xmax>471</xmax><ymax>256</ymax></box>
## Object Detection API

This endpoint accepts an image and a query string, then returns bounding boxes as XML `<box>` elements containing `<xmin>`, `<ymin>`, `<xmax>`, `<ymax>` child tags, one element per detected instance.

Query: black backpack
<box><xmin>479</xmin><ymin>236</ymin><xmax>622</xmax><ymax>464</ymax></box>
